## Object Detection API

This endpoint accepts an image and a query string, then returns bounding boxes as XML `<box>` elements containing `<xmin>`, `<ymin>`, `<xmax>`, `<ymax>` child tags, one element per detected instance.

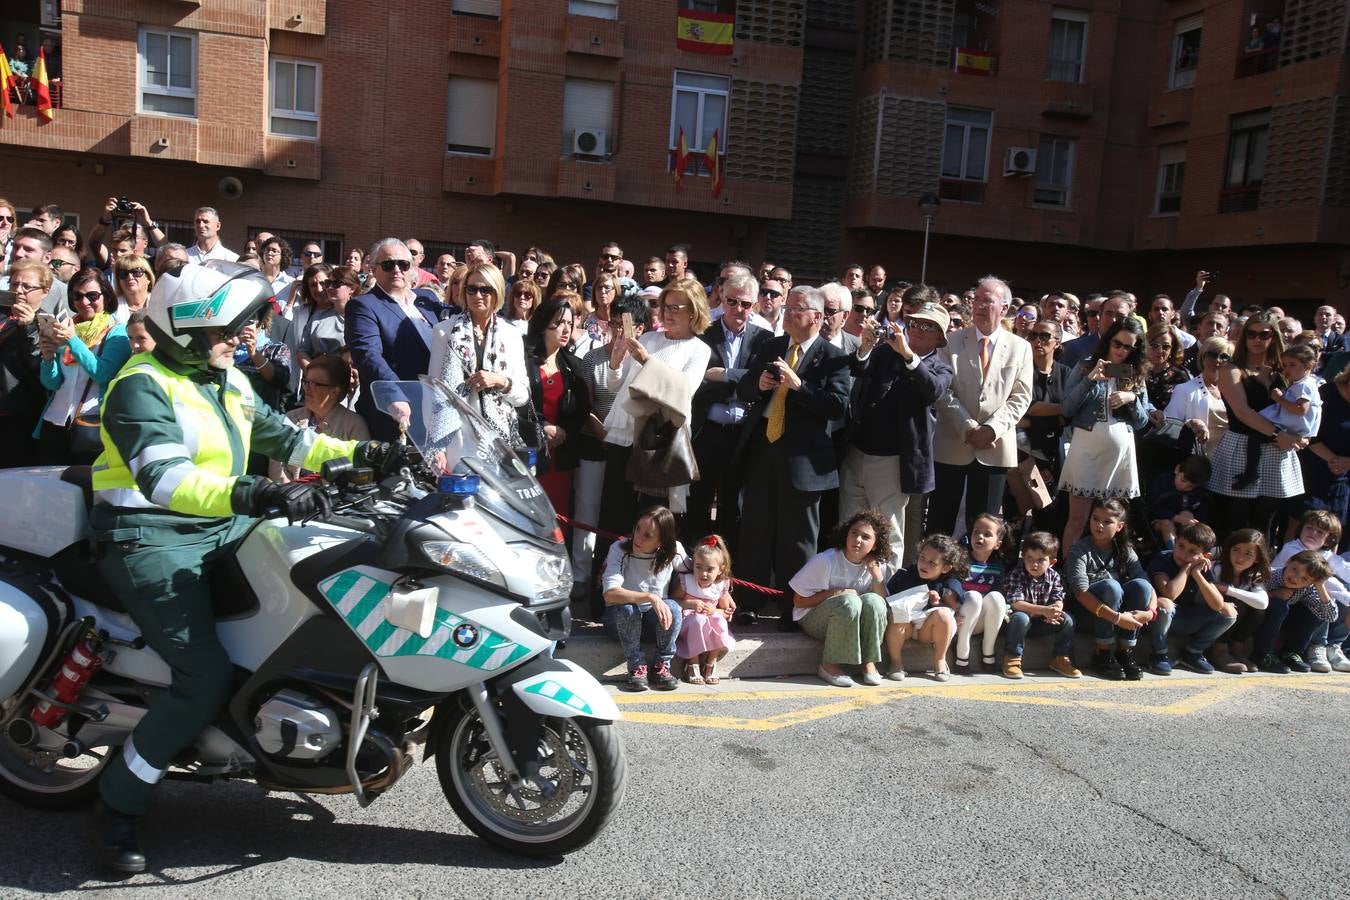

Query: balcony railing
<box><xmin>5</xmin><ymin>75</ymin><xmax>63</xmax><ymax>110</ymax></box>
<box><xmin>1235</xmin><ymin>47</ymin><xmax>1279</xmax><ymax>77</ymax></box>
<box><xmin>1219</xmin><ymin>184</ymin><xmax>1261</xmax><ymax>213</ymax></box>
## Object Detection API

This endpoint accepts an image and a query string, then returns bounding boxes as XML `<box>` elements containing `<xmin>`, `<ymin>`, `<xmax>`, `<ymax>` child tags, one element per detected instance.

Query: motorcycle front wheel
<box><xmin>432</xmin><ymin>703</ymin><xmax>626</xmax><ymax>857</ymax></box>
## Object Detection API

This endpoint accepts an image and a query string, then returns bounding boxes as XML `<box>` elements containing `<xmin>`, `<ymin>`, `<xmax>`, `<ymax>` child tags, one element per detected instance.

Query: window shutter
<box><xmin>447</xmin><ymin>78</ymin><xmax>499</xmax><ymax>155</ymax></box>
<box><xmin>562</xmin><ymin>79</ymin><xmax>615</xmax><ymax>155</ymax></box>
<box><xmin>452</xmin><ymin>0</ymin><xmax>501</xmax><ymax>17</ymax></box>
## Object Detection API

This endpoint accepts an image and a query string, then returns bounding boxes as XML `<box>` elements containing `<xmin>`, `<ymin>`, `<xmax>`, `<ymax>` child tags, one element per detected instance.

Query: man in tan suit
<box><xmin>929</xmin><ymin>276</ymin><xmax>1033</xmax><ymax>536</ymax></box>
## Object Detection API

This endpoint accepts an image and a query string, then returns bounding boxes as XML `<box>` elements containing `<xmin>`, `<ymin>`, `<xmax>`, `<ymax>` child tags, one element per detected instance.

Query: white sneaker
<box><xmin>1307</xmin><ymin>644</ymin><xmax>1333</xmax><ymax>674</ymax></box>
<box><xmin>818</xmin><ymin>666</ymin><xmax>855</xmax><ymax>687</ymax></box>
<box><xmin>859</xmin><ymin>670</ymin><xmax>883</xmax><ymax>686</ymax></box>
<box><xmin>886</xmin><ymin>667</ymin><xmax>907</xmax><ymax>682</ymax></box>
<box><xmin>1328</xmin><ymin>644</ymin><xmax>1350</xmax><ymax>673</ymax></box>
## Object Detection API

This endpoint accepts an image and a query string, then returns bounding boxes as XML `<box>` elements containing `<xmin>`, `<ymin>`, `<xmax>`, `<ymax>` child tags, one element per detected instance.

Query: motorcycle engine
<box><xmin>254</xmin><ymin>690</ymin><xmax>342</xmax><ymax>761</ymax></box>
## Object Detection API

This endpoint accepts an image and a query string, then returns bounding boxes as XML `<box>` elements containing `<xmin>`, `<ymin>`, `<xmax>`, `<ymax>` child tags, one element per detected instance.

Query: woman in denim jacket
<box><xmin>1057</xmin><ymin>317</ymin><xmax>1151</xmax><ymax>553</ymax></box>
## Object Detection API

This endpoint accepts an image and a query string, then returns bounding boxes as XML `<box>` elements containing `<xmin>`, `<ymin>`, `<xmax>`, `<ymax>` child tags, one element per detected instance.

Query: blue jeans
<box><xmin>603</xmin><ymin>600</ymin><xmax>683</xmax><ymax>671</ymax></box>
<box><xmin>1081</xmin><ymin>578</ymin><xmax>1153</xmax><ymax>648</ymax></box>
<box><xmin>1004</xmin><ymin>609</ymin><xmax>1075</xmax><ymax>658</ymax></box>
<box><xmin>1149</xmin><ymin>603</ymin><xmax>1237</xmax><ymax>656</ymax></box>
<box><xmin>1307</xmin><ymin>606</ymin><xmax>1350</xmax><ymax>651</ymax></box>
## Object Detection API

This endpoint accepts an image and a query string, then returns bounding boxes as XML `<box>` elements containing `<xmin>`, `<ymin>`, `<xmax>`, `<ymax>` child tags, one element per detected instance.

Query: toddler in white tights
<box><xmin>955</xmin><ymin>513</ymin><xmax>1010</xmax><ymax>675</ymax></box>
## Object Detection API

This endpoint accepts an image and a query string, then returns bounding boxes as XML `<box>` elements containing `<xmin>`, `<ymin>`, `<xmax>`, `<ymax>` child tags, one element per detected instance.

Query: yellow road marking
<box><xmin>614</xmin><ymin>674</ymin><xmax>1338</xmax><ymax>731</ymax></box>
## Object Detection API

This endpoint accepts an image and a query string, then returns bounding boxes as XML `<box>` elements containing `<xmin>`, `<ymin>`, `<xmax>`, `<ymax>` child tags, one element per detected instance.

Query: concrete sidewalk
<box><xmin>557</xmin><ymin>611</ymin><xmax>1135</xmax><ymax>682</ymax></box>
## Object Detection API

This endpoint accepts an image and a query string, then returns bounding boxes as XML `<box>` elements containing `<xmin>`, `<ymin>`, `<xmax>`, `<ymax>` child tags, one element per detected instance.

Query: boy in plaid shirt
<box><xmin>1001</xmin><ymin>531</ymin><xmax>1081</xmax><ymax>679</ymax></box>
<box><xmin>1254</xmin><ymin>550</ymin><xmax>1336</xmax><ymax>674</ymax></box>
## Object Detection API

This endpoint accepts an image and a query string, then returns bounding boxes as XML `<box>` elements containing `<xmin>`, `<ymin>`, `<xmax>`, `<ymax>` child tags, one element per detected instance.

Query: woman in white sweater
<box><xmin>590</xmin><ymin>277</ymin><xmax>711</xmax><ymax>593</ymax></box>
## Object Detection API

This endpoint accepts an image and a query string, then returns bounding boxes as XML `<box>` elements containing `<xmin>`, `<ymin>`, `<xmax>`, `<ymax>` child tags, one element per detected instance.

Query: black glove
<box><xmin>254</xmin><ymin>480</ymin><xmax>330</xmax><ymax>523</ymax></box>
<box><xmin>357</xmin><ymin>441</ymin><xmax>423</xmax><ymax>476</ymax></box>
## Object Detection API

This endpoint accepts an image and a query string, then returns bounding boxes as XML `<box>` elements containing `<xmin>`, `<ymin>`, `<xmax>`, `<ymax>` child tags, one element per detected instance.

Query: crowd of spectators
<box><xmin>0</xmin><ymin>195</ymin><xmax>1347</xmax><ymax>690</ymax></box>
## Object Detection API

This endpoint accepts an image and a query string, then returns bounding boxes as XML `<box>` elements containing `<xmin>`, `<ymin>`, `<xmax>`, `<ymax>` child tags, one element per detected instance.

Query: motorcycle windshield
<box><xmin>369</xmin><ymin>379</ymin><xmax>558</xmax><ymax>540</ymax></box>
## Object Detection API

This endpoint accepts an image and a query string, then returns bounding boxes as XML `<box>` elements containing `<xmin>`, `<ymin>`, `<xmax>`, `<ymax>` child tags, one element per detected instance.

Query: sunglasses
<box><xmin>719</xmin><ymin>298</ymin><xmax>753</xmax><ymax>311</ymax></box>
<box><xmin>662</xmin><ymin>303</ymin><xmax>691</xmax><ymax>313</ymax></box>
<box><xmin>853</xmin><ymin>305</ymin><xmax>876</xmax><ymax>315</ymax></box>
<box><xmin>302</xmin><ymin>250</ymin><xmax>323</xmax><ymax>258</ymax></box>
<box><xmin>1029</xmin><ymin>331</ymin><xmax>1056</xmax><ymax>342</ymax></box>
<box><xmin>118</xmin><ymin>268</ymin><xmax>148</xmax><ymax>280</ymax></box>
<box><xmin>378</xmin><ymin>259</ymin><xmax>412</xmax><ymax>272</ymax></box>
<box><xmin>50</xmin><ymin>259</ymin><xmax>76</xmax><ymax>270</ymax></box>
<box><xmin>599</xmin><ymin>253</ymin><xmax>621</xmax><ymax>261</ymax></box>
<box><xmin>1246</xmin><ymin>329</ymin><xmax>1274</xmax><ymax>340</ymax></box>
<box><xmin>0</xmin><ymin>215</ymin><xmax>12</xmax><ymax>223</ymax></box>
<box><xmin>73</xmin><ymin>290</ymin><xmax>104</xmax><ymax>304</ymax></box>
<box><xmin>465</xmin><ymin>284</ymin><xmax>495</xmax><ymax>297</ymax></box>
<box><xmin>759</xmin><ymin>289</ymin><xmax>783</xmax><ymax>300</ymax></box>
<box><xmin>533</xmin><ymin>272</ymin><xmax>551</xmax><ymax>283</ymax></box>
<box><xmin>823</xmin><ymin>307</ymin><xmax>844</xmax><ymax>317</ymax></box>
<box><xmin>1150</xmin><ymin>341</ymin><xmax>1173</xmax><ymax>350</ymax></box>
<box><xmin>558</xmin><ymin>281</ymin><xmax>579</xmax><ymax>290</ymax></box>
<box><xmin>1204</xmin><ymin>351</ymin><xmax>1232</xmax><ymax>363</ymax></box>
<box><xmin>1110</xmin><ymin>338</ymin><xmax>1137</xmax><ymax>352</ymax></box>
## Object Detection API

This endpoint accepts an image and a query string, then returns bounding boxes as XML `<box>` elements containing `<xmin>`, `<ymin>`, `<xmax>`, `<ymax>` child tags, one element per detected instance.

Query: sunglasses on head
<box><xmin>379</xmin><ymin>259</ymin><xmax>411</xmax><ymax>272</ymax></box>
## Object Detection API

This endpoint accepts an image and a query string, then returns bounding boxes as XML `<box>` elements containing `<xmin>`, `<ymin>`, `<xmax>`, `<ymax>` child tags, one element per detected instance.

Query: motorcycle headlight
<box><xmin>420</xmin><ymin>541</ymin><xmax>507</xmax><ymax>588</ymax></box>
<box><xmin>511</xmin><ymin>544</ymin><xmax>572</xmax><ymax>606</ymax></box>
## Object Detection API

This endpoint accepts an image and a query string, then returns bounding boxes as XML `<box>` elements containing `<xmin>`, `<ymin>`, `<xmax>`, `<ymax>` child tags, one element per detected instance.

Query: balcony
<box><xmin>1040</xmin><ymin>81</ymin><xmax>1094</xmax><ymax>118</ymax></box>
<box><xmin>1235</xmin><ymin>47</ymin><xmax>1279</xmax><ymax>77</ymax></box>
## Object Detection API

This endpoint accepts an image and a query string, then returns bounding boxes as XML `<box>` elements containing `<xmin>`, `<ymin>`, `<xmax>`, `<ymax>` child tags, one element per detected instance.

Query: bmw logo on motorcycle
<box><xmin>452</xmin><ymin>623</ymin><xmax>480</xmax><ymax>649</ymax></box>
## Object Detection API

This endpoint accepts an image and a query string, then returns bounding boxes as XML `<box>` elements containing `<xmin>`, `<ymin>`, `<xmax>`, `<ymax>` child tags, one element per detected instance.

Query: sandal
<box><xmin>684</xmin><ymin>663</ymin><xmax>705</xmax><ymax>685</ymax></box>
<box><xmin>701</xmin><ymin>663</ymin><xmax>719</xmax><ymax>685</ymax></box>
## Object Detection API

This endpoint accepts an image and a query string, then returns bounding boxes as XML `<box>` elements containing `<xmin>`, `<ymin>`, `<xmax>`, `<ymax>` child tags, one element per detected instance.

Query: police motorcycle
<box><xmin>0</xmin><ymin>375</ymin><xmax>626</xmax><ymax>857</ymax></box>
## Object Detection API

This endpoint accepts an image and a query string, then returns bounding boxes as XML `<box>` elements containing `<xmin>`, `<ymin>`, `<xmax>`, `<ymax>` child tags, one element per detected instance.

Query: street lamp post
<box><xmin>918</xmin><ymin>192</ymin><xmax>940</xmax><ymax>284</ymax></box>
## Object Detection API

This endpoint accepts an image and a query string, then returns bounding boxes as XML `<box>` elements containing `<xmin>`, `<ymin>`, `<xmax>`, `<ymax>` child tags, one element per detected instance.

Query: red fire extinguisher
<box><xmin>31</xmin><ymin>635</ymin><xmax>103</xmax><ymax>729</ymax></box>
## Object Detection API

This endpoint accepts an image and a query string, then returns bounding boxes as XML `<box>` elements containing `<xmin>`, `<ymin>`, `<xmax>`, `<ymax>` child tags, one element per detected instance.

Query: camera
<box><xmin>870</xmin><ymin>321</ymin><xmax>891</xmax><ymax>340</ymax></box>
<box><xmin>768</xmin><ymin>366</ymin><xmax>784</xmax><ymax>383</ymax></box>
<box><xmin>113</xmin><ymin>197</ymin><xmax>136</xmax><ymax>217</ymax></box>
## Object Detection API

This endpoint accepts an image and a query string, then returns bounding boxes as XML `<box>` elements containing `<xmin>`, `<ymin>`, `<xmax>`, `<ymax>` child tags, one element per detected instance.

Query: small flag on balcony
<box><xmin>33</xmin><ymin>48</ymin><xmax>53</xmax><ymax>122</ymax></box>
<box><xmin>0</xmin><ymin>52</ymin><xmax>14</xmax><ymax>119</ymax></box>
<box><xmin>704</xmin><ymin>129</ymin><xmax>723</xmax><ymax>198</ymax></box>
<box><xmin>672</xmin><ymin>126</ymin><xmax>691</xmax><ymax>192</ymax></box>
<box><xmin>954</xmin><ymin>48</ymin><xmax>996</xmax><ymax>76</ymax></box>
<box><xmin>677</xmin><ymin>9</ymin><xmax>734</xmax><ymax>55</ymax></box>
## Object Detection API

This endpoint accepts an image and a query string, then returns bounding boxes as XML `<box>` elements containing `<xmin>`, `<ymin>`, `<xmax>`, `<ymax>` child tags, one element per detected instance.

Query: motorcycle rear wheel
<box><xmin>0</xmin><ymin>718</ymin><xmax>112</xmax><ymax>810</ymax></box>
<box><xmin>433</xmin><ymin>704</ymin><xmax>626</xmax><ymax>857</ymax></box>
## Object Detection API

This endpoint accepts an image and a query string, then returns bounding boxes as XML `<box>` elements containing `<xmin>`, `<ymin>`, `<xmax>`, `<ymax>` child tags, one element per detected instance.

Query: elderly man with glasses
<box><xmin>733</xmin><ymin>286</ymin><xmax>852</xmax><ymax>627</ymax></box>
<box><xmin>346</xmin><ymin>238</ymin><xmax>445</xmax><ymax>441</ymax></box>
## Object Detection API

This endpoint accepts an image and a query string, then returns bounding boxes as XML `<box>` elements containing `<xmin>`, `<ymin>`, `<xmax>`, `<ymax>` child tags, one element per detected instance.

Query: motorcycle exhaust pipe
<box><xmin>60</xmin><ymin>738</ymin><xmax>86</xmax><ymax>759</ymax></box>
<box><xmin>6</xmin><ymin>719</ymin><xmax>38</xmax><ymax>748</ymax></box>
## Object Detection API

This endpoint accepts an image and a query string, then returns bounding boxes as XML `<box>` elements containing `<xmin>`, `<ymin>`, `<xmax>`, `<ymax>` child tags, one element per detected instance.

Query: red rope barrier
<box><xmin>555</xmin><ymin>513</ymin><xmax>786</xmax><ymax>598</ymax></box>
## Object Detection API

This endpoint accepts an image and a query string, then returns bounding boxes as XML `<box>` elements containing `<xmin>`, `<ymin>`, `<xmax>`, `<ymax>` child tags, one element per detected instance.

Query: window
<box><xmin>137</xmin><ymin>27</ymin><xmax>196</xmax><ymax>117</ymax></box>
<box><xmin>251</xmin><ymin>227</ymin><xmax>344</xmax><ymax>269</ymax></box>
<box><xmin>669</xmin><ymin>71</ymin><xmax>729</xmax><ymax>174</ymax></box>
<box><xmin>562</xmin><ymin>79</ymin><xmax>615</xmax><ymax>156</ymax></box>
<box><xmin>1033</xmin><ymin>136</ymin><xmax>1075</xmax><ymax>207</ymax></box>
<box><xmin>569</xmin><ymin>0</ymin><xmax>618</xmax><ymax>18</ymax></box>
<box><xmin>270</xmin><ymin>58</ymin><xmax>320</xmax><ymax>139</ymax></box>
<box><xmin>446</xmin><ymin>77</ymin><xmax>498</xmax><ymax>156</ymax></box>
<box><xmin>1155</xmin><ymin>144</ymin><xmax>1185</xmax><ymax>214</ymax></box>
<box><xmin>451</xmin><ymin>0</ymin><xmax>500</xmax><ymax>18</ymax></box>
<box><xmin>940</xmin><ymin>107</ymin><xmax>992</xmax><ymax>202</ymax></box>
<box><xmin>1221</xmin><ymin>109</ymin><xmax>1268</xmax><ymax>212</ymax></box>
<box><xmin>1170</xmin><ymin>17</ymin><xmax>1202</xmax><ymax>89</ymax></box>
<box><xmin>1046</xmin><ymin>9</ymin><xmax>1088</xmax><ymax>83</ymax></box>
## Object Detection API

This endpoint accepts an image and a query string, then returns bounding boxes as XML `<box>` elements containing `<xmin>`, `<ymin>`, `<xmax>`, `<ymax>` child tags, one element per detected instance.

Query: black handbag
<box><xmin>67</xmin><ymin>377</ymin><xmax>103</xmax><ymax>460</ymax></box>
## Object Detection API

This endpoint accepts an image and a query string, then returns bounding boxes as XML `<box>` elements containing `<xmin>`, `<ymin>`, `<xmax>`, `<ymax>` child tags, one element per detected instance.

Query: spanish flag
<box><xmin>953</xmin><ymin>48</ymin><xmax>996</xmax><ymax>76</ymax></box>
<box><xmin>672</xmin><ymin>126</ymin><xmax>691</xmax><ymax>192</ymax></box>
<box><xmin>0</xmin><ymin>51</ymin><xmax>13</xmax><ymax>119</ymax></box>
<box><xmin>704</xmin><ymin>129</ymin><xmax>724</xmax><ymax>198</ymax></box>
<box><xmin>677</xmin><ymin>9</ymin><xmax>734</xmax><ymax>56</ymax></box>
<box><xmin>33</xmin><ymin>48</ymin><xmax>53</xmax><ymax>122</ymax></box>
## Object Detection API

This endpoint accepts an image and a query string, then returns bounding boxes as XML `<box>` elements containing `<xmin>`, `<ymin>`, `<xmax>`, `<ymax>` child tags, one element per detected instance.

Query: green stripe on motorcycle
<box><xmin>523</xmin><ymin>680</ymin><xmax>593</xmax><ymax>716</ymax></box>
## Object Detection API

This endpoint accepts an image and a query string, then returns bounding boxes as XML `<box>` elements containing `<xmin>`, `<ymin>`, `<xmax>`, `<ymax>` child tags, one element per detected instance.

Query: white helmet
<box><xmin>145</xmin><ymin>261</ymin><xmax>273</xmax><ymax>369</ymax></box>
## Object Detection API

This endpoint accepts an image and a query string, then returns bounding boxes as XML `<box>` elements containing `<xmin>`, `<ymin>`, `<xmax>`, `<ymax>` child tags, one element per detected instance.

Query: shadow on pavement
<box><xmin>0</xmin><ymin>783</ymin><xmax>560</xmax><ymax>892</ymax></box>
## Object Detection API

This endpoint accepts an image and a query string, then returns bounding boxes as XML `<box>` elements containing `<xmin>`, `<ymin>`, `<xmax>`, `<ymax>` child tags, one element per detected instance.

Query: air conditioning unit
<box><xmin>1003</xmin><ymin>146</ymin><xmax>1037</xmax><ymax>176</ymax></box>
<box><xmin>572</xmin><ymin>128</ymin><xmax>607</xmax><ymax>157</ymax></box>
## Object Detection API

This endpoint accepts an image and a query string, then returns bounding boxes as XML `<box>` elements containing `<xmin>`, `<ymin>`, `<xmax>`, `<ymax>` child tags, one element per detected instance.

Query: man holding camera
<box><xmin>88</xmin><ymin>198</ymin><xmax>165</xmax><ymax>272</ymax></box>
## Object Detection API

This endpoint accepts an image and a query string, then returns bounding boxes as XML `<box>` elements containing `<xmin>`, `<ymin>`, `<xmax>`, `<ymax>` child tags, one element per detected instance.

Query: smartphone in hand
<box><xmin>621</xmin><ymin>311</ymin><xmax>635</xmax><ymax>341</ymax></box>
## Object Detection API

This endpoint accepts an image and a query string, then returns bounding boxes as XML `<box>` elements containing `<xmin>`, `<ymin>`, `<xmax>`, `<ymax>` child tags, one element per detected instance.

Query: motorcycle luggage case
<box><xmin>0</xmin><ymin>575</ymin><xmax>67</xmax><ymax>701</ymax></box>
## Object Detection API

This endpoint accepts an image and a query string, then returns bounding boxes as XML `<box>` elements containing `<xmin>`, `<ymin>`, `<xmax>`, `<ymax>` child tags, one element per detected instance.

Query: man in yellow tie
<box><xmin>733</xmin><ymin>286</ymin><xmax>852</xmax><ymax>629</ymax></box>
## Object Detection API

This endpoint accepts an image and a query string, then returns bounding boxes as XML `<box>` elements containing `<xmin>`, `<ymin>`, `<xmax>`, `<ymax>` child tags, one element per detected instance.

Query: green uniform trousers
<box><xmin>94</xmin><ymin>511</ymin><xmax>253</xmax><ymax>816</ymax></box>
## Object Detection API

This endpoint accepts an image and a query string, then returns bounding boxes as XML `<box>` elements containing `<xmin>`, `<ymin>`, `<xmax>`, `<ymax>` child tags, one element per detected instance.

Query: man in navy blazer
<box><xmin>686</xmin><ymin>272</ymin><xmax>773</xmax><ymax>548</ymax></box>
<box><xmin>734</xmin><ymin>286</ymin><xmax>851</xmax><ymax>621</ymax></box>
<box><xmin>346</xmin><ymin>238</ymin><xmax>444</xmax><ymax>441</ymax></box>
<box><xmin>839</xmin><ymin>299</ymin><xmax>953</xmax><ymax>567</ymax></box>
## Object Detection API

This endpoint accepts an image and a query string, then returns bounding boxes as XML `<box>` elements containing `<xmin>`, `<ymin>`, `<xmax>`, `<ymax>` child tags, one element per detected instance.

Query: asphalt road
<box><xmin>2</xmin><ymin>672</ymin><xmax>1348</xmax><ymax>898</ymax></box>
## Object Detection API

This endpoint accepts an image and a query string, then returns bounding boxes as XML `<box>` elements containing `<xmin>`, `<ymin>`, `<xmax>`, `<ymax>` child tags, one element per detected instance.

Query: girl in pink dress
<box><xmin>674</xmin><ymin>536</ymin><xmax>737</xmax><ymax>684</ymax></box>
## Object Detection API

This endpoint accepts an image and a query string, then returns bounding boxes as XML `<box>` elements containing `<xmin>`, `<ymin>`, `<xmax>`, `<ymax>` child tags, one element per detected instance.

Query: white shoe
<box><xmin>886</xmin><ymin>667</ymin><xmax>907</xmax><ymax>682</ymax></box>
<box><xmin>931</xmin><ymin>669</ymin><xmax>952</xmax><ymax>683</ymax></box>
<box><xmin>1307</xmin><ymin>644</ymin><xmax>1333</xmax><ymax>674</ymax></box>
<box><xmin>859</xmin><ymin>670</ymin><xmax>883</xmax><ymax>686</ymax></box>
<box><xmin>818</xmin><ymin>666</ymin><xmax>855</xmax><ymax>687</ymax></box>
<box><xmin>1328</xmin><ymin>644</ymin><xmax>1350</xmax><ymax>673</ymax></box>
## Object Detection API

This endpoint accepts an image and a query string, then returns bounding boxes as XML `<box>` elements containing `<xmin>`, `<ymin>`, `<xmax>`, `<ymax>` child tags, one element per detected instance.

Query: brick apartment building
<box><xmin>1</xmin><ymin>0</ymin><xmax>1347</xmax><ymax>314</ymax></box>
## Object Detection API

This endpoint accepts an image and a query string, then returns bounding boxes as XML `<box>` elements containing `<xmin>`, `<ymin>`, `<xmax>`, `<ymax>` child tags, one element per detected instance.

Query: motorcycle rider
<box><xmin>89</xmin><ymin>261</ymin><xmax>415</xmax><ymax>874</ymax></box>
